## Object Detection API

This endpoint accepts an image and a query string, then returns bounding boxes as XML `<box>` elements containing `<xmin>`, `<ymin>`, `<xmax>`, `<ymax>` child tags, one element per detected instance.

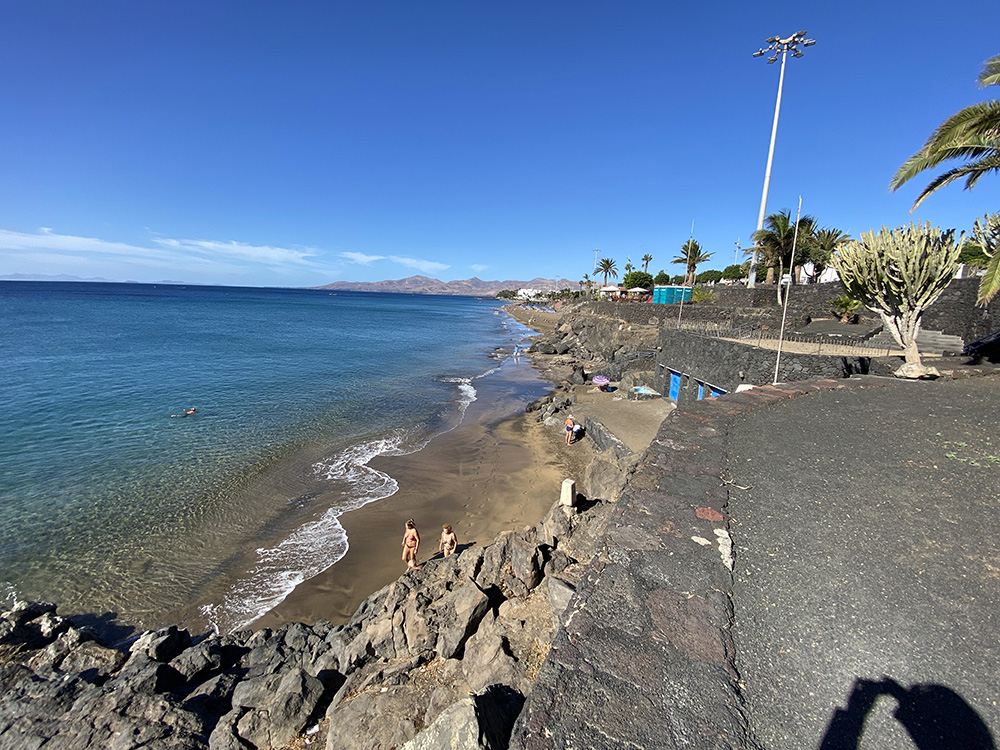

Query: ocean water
<box><xmin>0</xmin><ymin>282</ymin><xmax>532</xmax><ymax>634</ymax></box>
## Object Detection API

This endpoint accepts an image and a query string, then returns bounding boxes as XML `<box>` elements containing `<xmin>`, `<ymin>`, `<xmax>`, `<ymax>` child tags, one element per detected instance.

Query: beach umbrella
<box><xmin>627</xmin><ymin>287</ymin><xmax>649</xmax><ymax>292</ymax></box>
<box><xmin>592</xmin><ymin>375</ymin><xmax>610</xmax><ymax>387</ymax></box>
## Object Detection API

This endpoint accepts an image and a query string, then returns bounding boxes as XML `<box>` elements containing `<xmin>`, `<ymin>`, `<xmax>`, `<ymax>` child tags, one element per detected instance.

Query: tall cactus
<box><xmin>832</xmin><ymin>222</ymin><xmax>962</xmax><ymax>371</ymax></box>
<box><xmin>971</xmin><ymin>212</ymin><xmax>1000</xmax><ymax>306</ymax></box>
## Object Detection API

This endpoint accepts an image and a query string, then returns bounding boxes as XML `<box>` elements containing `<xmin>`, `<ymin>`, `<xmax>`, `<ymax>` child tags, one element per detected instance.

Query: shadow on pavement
<box><xmin>820</xmin><ymin>677</ymin><xmax>996</xmax><ymax>750</ymax></box>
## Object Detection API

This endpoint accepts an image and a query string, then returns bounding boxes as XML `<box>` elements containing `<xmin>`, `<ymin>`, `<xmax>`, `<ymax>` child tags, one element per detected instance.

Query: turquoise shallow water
<box><xmin>0</xmin><ymin>282</ymin><xmax>529</xmax><ymax>633</ymax></box>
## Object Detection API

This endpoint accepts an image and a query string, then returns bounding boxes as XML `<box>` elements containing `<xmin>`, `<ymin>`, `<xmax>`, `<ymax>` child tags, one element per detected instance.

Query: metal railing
<box><xmin>663</xmin><ymin>319</ymin><xmax>901</xmax><ymax>358</ymax></box>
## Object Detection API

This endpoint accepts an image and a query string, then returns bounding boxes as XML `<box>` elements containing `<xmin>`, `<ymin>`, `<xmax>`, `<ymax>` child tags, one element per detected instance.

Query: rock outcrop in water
<box><xmin>0</xmin><ymin>492</ymin><xmax>624</xmax><ymax>750</ymax></box>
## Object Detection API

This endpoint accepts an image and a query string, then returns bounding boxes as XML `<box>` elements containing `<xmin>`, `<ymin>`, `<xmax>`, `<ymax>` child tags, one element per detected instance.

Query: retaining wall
<box><xmin>651</xmin><ymin>328</ymin><xmax>888</xmax><ymax>403</ymax></box>
<box><xmin>580</xmin><ymin>277</ymin><xmax>1000</xmax><ymax>343</ymax></box>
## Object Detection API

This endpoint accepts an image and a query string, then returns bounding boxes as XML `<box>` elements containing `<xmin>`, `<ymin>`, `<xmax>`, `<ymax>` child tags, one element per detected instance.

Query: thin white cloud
<box><xmin>470</xmin><ymin>264</ymin><xmax>488</xmax><ymax>273</ymax></box>
<box><xmin>0</xmin><ymin>227</ymin><xmax>337</xmax><ymax>283</ymax></box>
<box><xmin>389</xmin><ymin>255</ymin><xmax>450</xmax><ymax>274</ymax></box>
<box><xmin>0</xmin><ymin>226</ymin><xmax>451</xmax><ymax>284</ymax></box>
<box><xmin>0</xmin><ymin>228</ymin><xmax>178</xmax><ymax>262</ymax></box>
<box><xmin>338</xmin><ymin>250</ymin><xmax>450</xmax><ymax>275</ymax></box>
<box><xmin>340</xmin><ymin>251</ymin><xmax>386</xmax><ymax>265</ymax></box>
<box><xmin>152</xmin><ymin>238</ymin><xmax>320</xmax><ymax>266</ymax></box>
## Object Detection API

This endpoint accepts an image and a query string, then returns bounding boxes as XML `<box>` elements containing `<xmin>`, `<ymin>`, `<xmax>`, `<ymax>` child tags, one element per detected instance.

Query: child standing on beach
<box><xmin>439</xmin><ymin>524</ymin><xmax>458</xmax><ymax>557</ymax></box>
<box><xmin>402</xmin><ymin>519</ymin><xmax>421</xmax><ymax>569</ymax></box>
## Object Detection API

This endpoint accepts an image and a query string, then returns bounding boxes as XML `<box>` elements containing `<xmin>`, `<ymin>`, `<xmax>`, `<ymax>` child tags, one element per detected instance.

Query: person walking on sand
<box><xmin>565</xmin><ymin>415</ymin><xmax>575</xmax><ymax>445</ymax></box>
<box><xmin>402</xmin><ymin>519</ymin><xmax>421</xmax><ymax>569</ymax></box>
<box><xmin>439</xmin><ymin>524</ymin><xmax>458</xmax><ymax>557</ymax></box>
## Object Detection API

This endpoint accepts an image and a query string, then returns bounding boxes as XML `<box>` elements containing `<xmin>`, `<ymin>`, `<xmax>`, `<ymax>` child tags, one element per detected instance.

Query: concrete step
<box><xmin>867</xmin><ymin>329</ymin><xmax>965</xmax><ymax>354</ymax></box>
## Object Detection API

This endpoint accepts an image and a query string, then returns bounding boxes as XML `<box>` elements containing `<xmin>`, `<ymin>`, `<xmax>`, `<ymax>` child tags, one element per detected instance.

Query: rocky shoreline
<box><xmin>0</xmin><ymin>484</ymin><xmax>629</xmax><ymax>750</ymax></box>
<box><xmin>1</xmin><ymin>303</ymin><xmax>657</xmax><ymax>750</ymax></box>
<box><xmin>3</xmin><ymin>295</ymin><xmax>813</xmax><ymax>750</ymax></box>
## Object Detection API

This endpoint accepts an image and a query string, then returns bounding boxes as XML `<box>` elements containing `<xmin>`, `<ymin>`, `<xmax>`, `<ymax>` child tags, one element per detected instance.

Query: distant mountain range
<box><xmin>314</xmin><ymin>275</ymin><xmax>579</xmax><ymax>297</ymax></box>
<box><xmin>0</xmin><ymin>274</ymin><xmax>191</xmax><ymax>284</ymax></box>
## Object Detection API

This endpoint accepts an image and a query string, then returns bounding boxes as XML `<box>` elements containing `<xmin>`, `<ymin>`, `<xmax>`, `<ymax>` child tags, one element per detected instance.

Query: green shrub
<box><xmin>690</xmin><ymin>286</ymin><xmax>716</xmax><ymax>304</ymax></box>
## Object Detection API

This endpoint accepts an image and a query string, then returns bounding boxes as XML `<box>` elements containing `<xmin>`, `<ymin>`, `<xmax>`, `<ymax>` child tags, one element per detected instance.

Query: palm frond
<box><xmin>891</xmin><ymin>56</ymin><xmax>1000</xmax><ymax>208</ymax></box>
<box><xmin>977</xmin><ymin>54</ymin><xmax>1000</xmax><ymax>88</ymax></box>
<box><xmin>920</xmin><ymin>102</ymin><xmax>1000</xmax><ymax>148</ymax></box>
<box><xmin>962</xmin><ymin>153</ymin><xmax>1000</xmax><ymax>189</ymax></box>
<box><xmin>977</xmin><ymin>251</ymin><xmax>1000</xmax><ymax>306</ymax></box>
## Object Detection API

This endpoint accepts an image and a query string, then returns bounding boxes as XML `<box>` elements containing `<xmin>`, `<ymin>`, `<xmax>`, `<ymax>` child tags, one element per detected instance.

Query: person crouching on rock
<box><xmin>439</xmin><ymin>524</ymin><xmax>458</xmax><ymax>557</ymax></box>
<box><xmin>402</xmin><ymin>519</ymin><xmax>421</xmax><ymax>569</ymax></box>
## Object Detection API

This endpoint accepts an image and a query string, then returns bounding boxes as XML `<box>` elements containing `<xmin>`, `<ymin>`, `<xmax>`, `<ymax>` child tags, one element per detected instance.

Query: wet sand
<box><xmin>254</xmin><ymin>355</ymin><xmax>595</xmax><ymax>629</ymax></box>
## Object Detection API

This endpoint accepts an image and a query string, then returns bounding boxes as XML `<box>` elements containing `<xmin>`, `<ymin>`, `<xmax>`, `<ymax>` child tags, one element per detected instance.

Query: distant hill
<box><xmin>313</xmin><ymin>275</ymin><xmax>579</xmax><ymax>297</ymax></box>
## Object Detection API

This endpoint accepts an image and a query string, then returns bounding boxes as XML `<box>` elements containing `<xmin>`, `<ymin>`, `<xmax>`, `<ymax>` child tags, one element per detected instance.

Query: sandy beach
<box><xmin>254</xmin><ymin>347</ymin><xmax>594</xmax><ymax>629</ymax></box>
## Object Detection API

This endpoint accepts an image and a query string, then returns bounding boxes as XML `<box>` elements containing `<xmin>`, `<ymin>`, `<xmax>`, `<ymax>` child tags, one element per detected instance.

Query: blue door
<box><xmin>697</xmin><ymin>382</ymin><xmax>705</xmax><ymax>400</ymax></box>
<box><xmin>669</xmin><ymin>371</ymin><xmax>681</xmax><ymax>401</ymax></box>
<box><xmin>707</xmin><ymin>385</ymin><xmax>727</xmax><ymax>399</ymax></box>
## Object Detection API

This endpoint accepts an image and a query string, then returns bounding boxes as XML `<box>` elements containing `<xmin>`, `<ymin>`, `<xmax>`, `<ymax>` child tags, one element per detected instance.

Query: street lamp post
<box><xmin>747</xmin><ymin>30</ymin><xmax>816</xmax><ymax>289</ymax></box>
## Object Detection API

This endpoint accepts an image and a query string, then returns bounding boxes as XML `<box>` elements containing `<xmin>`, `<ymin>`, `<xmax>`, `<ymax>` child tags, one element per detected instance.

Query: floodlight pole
<box><xmin>773</xmin><ymin>195</ymin><xmax>803</xmax><ymax>384</ymax></box>
<box><xmin>748</xmin><ymin>31</ymin><xmax>815</xmax><ymax>288</ymax></box>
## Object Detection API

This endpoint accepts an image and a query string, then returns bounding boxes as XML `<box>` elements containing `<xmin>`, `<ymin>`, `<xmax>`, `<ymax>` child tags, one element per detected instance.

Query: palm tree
<box><xmin>624</xmin><ymin>261</ymin><xmax>634</xmax><ymax>275</ymax></box>
<box><xmin>752</xmin><ymin>210</ymin><xmax>817</xmax><ymax>292</ymax></box>
<box><xmin>641</xmin><ymin>253</ymin><xmax>653</xmax><ymax>272</ymax></box>
<box><xmin>597</xmin><ymin>258</ymin><xmax>618</xmax><ymax>287</ymax></box>
<box><xmin>809</xmin><ymin>227</ymin><xmax>852</xmax><ymax>283</ymax></box>
<box><xmin>890</xmin><ymin>54</ymin><xmax>1000</xmax><ymax>210</ymax></box>
<box><xmin>971</xmin><ymin>212</ymin><xmax>1000</xmax><ymax>306</ymax></box>
<box><xmin>581</xmin><ymin>273</ymin><xmax>594</xmax><ymax>297</ymax></box>
<box><xmin>671</xmin><ymin>239</ymin><xmax>713</xmax><ymax>286</ymax></box>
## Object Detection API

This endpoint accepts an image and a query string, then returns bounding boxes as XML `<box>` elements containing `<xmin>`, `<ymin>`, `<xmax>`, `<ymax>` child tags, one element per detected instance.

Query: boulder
<box><xmin>169</xmin><ymin>640</ymin><xmax>223</xmax><ymax>681</ymax></box>
<box><xmin>58</xmin><ymin>639</ymin><xmax>127</xmax><ymax>684</ymax></box>
<box><xmin>129</xmin><ymin>626</ymin><xmax>191</xmax><ymax>663</ymax></box>
<box><xmin>507</xmin><ymin>534</ymin><xmax>543</xmax><ymax>592</ymax></box>
<box><xmin>402</xmin><ymin>696</ymin><xmax>482</xmax><ymax>750</ymax></box>
<box><xmin>232</xmin><ymin>667</ymin><xmax>325</xmax><ymax>749</ymax></box>
<box><xmin>461</xmin><ymin>615</ymin><xmax>522</xmax><ymax>694</ymax></box>
<box><xmin>546</xmin><ymin>577</ymin><xmax>577</xmax><ymax>626</ymax></box>
<box><xmin>402</xmin><ymin>684</ymin><xmax>526</xmax><ymax>750</ymax></box>
<box><xmin>434</xmin><ymin>580</ymin><xmax>490</xmax><ymax>660</ymax></box>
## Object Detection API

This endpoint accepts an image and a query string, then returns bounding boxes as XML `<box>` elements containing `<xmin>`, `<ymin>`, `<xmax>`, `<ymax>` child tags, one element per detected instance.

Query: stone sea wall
<box><xmin>651</xmin><ymin>328</ymin><xmax>892</xmax><ymax>404</ymax></box>
<box><xmin>583</xmin><ymin>277</ymin><xmax>1000</xmax><ymax>344</ymax></box>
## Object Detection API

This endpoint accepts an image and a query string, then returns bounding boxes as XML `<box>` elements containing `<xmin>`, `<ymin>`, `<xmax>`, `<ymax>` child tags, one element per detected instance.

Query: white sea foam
<box><xmin>204</xmin><ymin>375</ymin><xmax>491</xmax><ymax>634</ymax></box>
<box><xmin>204</xmin><ymin>435</ymin><xmax>408</xmax><ymax>633</ymax></box>
<box><xmin>436</xmin><ymin>376</ymin><xmax>478</xmax><ymax>419</ymax></box>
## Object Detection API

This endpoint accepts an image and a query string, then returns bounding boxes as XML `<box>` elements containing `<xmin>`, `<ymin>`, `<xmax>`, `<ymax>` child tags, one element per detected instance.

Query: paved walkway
<box><xmin>512</xmin><ymin>374</ymin><xmax>999</xmax><ymax>749</ymax></box>
<box><xmin>726</xmin><ymin>376</ymin><xmax>1000</xmax><ymax>749</ymax></box>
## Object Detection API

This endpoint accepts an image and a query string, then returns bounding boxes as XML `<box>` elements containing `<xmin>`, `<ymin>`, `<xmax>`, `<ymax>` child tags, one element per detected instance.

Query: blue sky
<box><xmin>1</xmin><ymin>1</ymin><xmax>998</xmax><ymax>288</ymax></box>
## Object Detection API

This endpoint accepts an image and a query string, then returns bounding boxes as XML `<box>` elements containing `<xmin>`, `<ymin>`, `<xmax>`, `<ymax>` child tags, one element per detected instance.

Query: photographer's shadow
<box><xmin>821</xmin><ymin>677</ymin><xmax>995</xmax><ymax>750</ymax></box>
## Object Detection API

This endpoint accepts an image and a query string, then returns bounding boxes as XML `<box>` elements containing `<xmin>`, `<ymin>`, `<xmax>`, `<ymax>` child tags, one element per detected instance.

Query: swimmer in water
<box><xmin>171</xmin><ymin>407</ymin><xmax>197</xmax><ymax>418</ymax></box>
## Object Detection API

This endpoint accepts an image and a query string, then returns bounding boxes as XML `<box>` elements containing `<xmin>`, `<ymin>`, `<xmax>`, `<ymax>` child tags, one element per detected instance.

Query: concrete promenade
<box><xmin>728</xmin><ymin>376</ymin><xmax>999</xmax><ymax>749</ymax></box>
<box><xmin>511</xmin><ymin>373</ymin><xmax>999</xmax><ymax>749</ymax></box>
